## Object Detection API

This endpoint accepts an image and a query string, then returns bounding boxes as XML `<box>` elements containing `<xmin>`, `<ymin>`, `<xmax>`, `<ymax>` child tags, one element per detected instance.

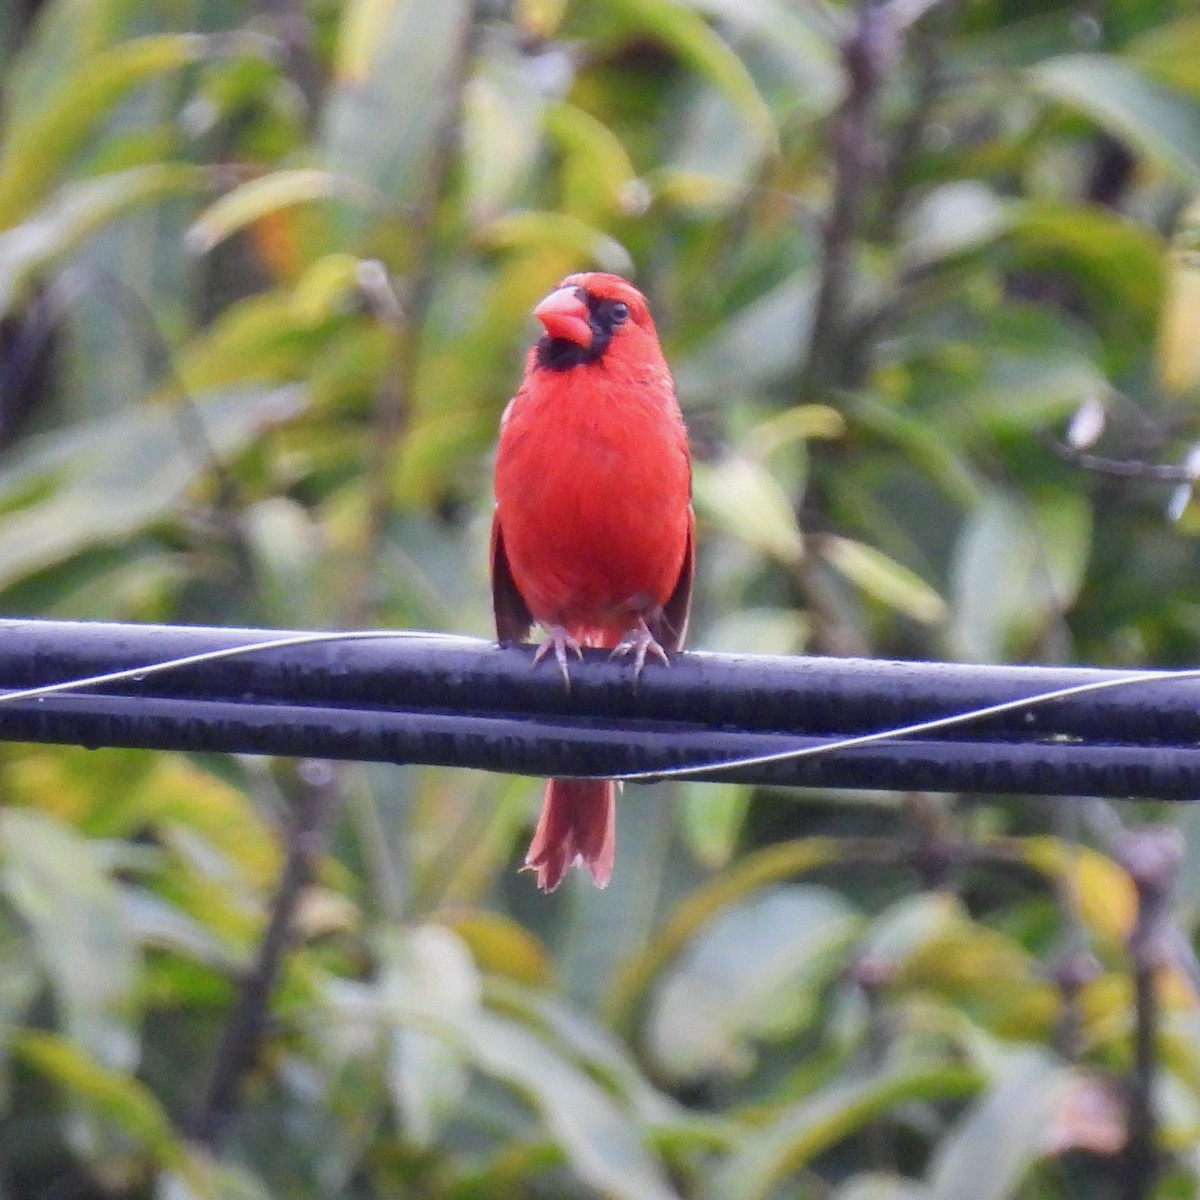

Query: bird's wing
<box><xmin>654</xmin><ymin>505</ymin><xmax>694</xmax><ymax>652</ymax></box>
<box><xmin>490</xmin><ymin>510</ymin><xmax>535</xmax><ymax>644</ymax></box>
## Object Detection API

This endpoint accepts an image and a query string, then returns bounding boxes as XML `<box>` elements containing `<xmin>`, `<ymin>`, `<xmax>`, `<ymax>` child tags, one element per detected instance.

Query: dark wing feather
<box><xmin>651</xmin><ymin>505</ymin><xmax>694</xmax><ymax>652</ymax></box>
<box><xmin>490</xmin><ymin>511</ymin><xmax>534</xmax><ymax>644</ymax></box>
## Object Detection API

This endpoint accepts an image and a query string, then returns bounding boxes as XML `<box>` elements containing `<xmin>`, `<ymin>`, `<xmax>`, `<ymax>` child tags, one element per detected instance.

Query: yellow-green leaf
<box><xmin>479</xmin><ymin>210</ymin><xmax>633</xmax><ymax>273</ymax></box>
<box><xmin>605</xmin><ymin>839</ymin><xmax>844</xmax><ymax>1034</ymax></box>
<box><xmin>14</xmin><ymin>1031</ymin><xmax>188</xmax><ymax>1171</ymax></box>
<box><xmin>693</xmin><ymin>456</ymin><xmax>804</xmax><ymax>564</ymax></box>
<box><xmin>546</xmin><ymin>102</ymin><xmax>640</xmax><ymax>222</ymax></box>
<box><xmin>1029</xmin><ymin>54</ymin><xmax>1200</xmax><ymax>185</ymax></box>
<box><xmin>290</xmin><ymin>253</ymin><xmax>368</xmax><ymax>327</ymax></box>
<box><xmin>1</xmin><ymin>810</ymin><xmax>140</xmax><ymax>1070</ymax></box>
<box><xmin>0</xmin><ymin>164</ymin><xmax>203</xmax><ymax>316</ymax></box>
<box><xmin>0</xmin><ymin>34</ymin><xmax>212</xmax><ymax>227</ymax></box>
<box><xmin>820</xmin><ymin>535</ymin><xmax>947</xmax><ymax>625</ymax></box>
<box><xmin>186</xmin><ymin>169</ymin><xmax>380</xmax><ymax>255</ymax></box>
<box><xmin>706</xmin><ymin>1062</ymin><xmax>980</xmax><ymax>1200</ymax></box>
<box><xmin>463</xmin><ymin>48</ymin><xmax>545</xmax><ymax>225</ymax></box>
<box><xmin>1157</xmin><ymin>195</ymin><xmax>1200</xmax><ymax>395</ymax></box>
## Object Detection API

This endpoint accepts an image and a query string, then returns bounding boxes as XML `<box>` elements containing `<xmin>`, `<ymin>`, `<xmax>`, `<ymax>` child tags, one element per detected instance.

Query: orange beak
<box><xmin>534</xmin><ymin>287</ymin><xmax>592</xmax><ymax>346</ymax></box>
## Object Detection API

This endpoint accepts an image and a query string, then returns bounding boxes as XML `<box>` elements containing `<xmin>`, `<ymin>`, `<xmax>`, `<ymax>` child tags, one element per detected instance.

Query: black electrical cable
<box><xmin>0</xmin><ymin>688</ymin><xmax>1198</xmax><ymax>799</ymax></box>
<box><xmin>0</xmin><ymin>617</ymin><xmax>1195</xmax><ymax>799</ymax></box>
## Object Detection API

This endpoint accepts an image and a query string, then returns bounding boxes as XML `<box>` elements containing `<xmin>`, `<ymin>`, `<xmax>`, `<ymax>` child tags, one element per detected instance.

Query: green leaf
<box><xmin>656</xmin><ymin>84</ymin><xmax>766</xmax><ymax>212</ymax></box>
<box><xmin>674</xmin><ymin>269</ymin><xmax>815</xmax><ymax>401</ymax></box>
<box><xmin>646</xmin><ymin>886</ymin><xmax>861</xmax><ymax>1080</ymax></box>
<box><xmin>846</xmin><ymin>396</ymin><xmax>983</xmax><ymax>510</ymax></box>
<box><xmin>605</xmin><ymin>839</ymin><xmax>844</xmax><ymax>1034</ymax></box>
<box><xmin>1128</xmin><ymin>13</ymin><xmax>1200</xmax><ymax>98</ymax></box>
<box><xmin>1007</xmin><ymin>200</ymin><xmax>1166</xmax><ymax>361</ymax></box>
<box><xmin>176</xmin><ymin>291</ymin><xmax>332</xmax><ymax>393</ymax></box>
<box><xmin>0</xmin><ymin>810</ymin><xmax>140</xmax><ymax>1071</ymax></box>
<box><xmin>186</xmin><ymin>169</ymin><xmax>381</xmax><ymax>255</ymax></box>
<box><xmin>322</xmin><ymin>0</ymin><xmax>470</xmax><ymax>226</ymax></box>
<box><xmin>705</xmin><ymin>1061</ymin><xmax>981</xmax><ymax>1200</ymax></box>
<box><xmin>1157</xmin><ymin>194</ymin><xmax>1200</xmax><ymax>395</ymax></box>
<box><xmin>376</xmin><ymin>925</ymin><xmax>479</xmax><ymax>1145</ymax></box>
<box><xmin>1029</xmin><ymin>53</ymin><xmax>1200</xmax><ymax>184</ymax></box>
<box><xmin>289</xmin><ymin>253</ymin><xmax>369</xmax><ymax>327</ymax></box>
<box><xmin>679</xmin><ymin>781</ymin><xmax>752</xmax><ymax>869</ymax></box>
<box><xmin>462</xmin><ymin>43</ymin><xmax>546</xmax><ymax>225</ymax></box>
<box><xmin>479</xmin><ymin>210</ymin><xmax>633</xmax><ymax>273</ymax></box>
<box><xmin>0</xmin><ymin>164</ymin><xmax>203</xmax><ymax>316</ymax></box>
<box><xmin>334</xmin><ymin>0</ymin><xmax>411</xmax><ymax>83</ymax></box>
<box><xmin>857</xmin><ymin>893</ymin><xmax>965</xmax><ymax>971</ymax></box>
<box><xmin>693</xmin><ymin>455</ymin><xmax>804</xmax><ymax>564</ymax></box>
<box><xmin>159</xmin><ymin>1158</ymin><xmax>274</xmax><ymax>1200</ymax></box>
<box><xmin>687</xmin><ymin>0</ymin><xmax>840</xmax><ymax>113</ymax></box>
<box><xmin>486</xmin><ymin>979</ymin><xmax>682</xmax><ymax>1127</ymax></box>
<box><xmin>340</xmin><ymin>954</ymin><xmax>682</xmax><ymax>1200</ymax></box>
<box><xmin>0</xmin><ymin>903</ymin><xmax>40</xmax><ymax>1103</ymax></box>
<box><xmin>943</xmin><ymin>337</ymin><xmax>1108</xmax><ymax>436</ymax></box>
<box><xmin>0</xmin><ymin>386</ymin><xmax>305</xmax><ymax>588</ymax></box>
<box><xmin>820</xmin><ymin>535</ymin><xmax>947</xmax><ymax>625</ymax></box>
<box><xmin>742</xmin><ymin>405</ymin><xmax>846</xmax><ymax>459</ymax></box>
<box><xmin>14</xmin><ymin>1031</ymin><xmax>188</xmax><ymax>1171</ymax></box>
<box><xmin>899</xmin><ymin>182</ymin><xmax>1013</xmax><ymax>271</ymax></box>
<box><xmin>0</xmin><ymin>34</ymin><xmax>214</xmax><ymax>227</ymax></box>
<box><xmin>1</xmin><ymin>0</ymin><xmax>120</xmax><ymax>119</ymax></box>
<box><xmin>463</xmin><ymin>1009</ymin><xmax>682</xmax><ymax>1200</ymax></box>
<box><xmin>601</xmin><ymin>0</ymin><xmax>777</xmax><ymax>154</ymax></box>
<box><xmin>121</xmin><ymin>886</ymin><xmax>239</xmax><ymax>969</ymax></box>
<box><xmin>546</xmin><ymin>102</ymin><xmax>640</xmax><ymax>222</ymax></box>
<box><xmin>927</xmin><ymin>1050</ymin><xmax>1073</xmax><ymax>1200</ymax></box>
<box><xmin>949</xmin><ymin>489</ymin><xmax>1092</xmax><ymax>662</ymax></box>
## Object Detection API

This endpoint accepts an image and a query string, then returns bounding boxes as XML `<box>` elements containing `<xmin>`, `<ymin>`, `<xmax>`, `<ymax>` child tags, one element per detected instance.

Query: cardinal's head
<box><xmin>532</xmin><ymin>273</ymin><xmax>659</xmax><ymax>371</ymax></box>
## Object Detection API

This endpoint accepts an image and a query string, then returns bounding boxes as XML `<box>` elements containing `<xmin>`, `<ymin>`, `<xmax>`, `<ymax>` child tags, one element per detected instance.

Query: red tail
<box><xmin>524</xmin><ymin>778</ymin><xmax>615</xmax><ymax>891</ymax></box>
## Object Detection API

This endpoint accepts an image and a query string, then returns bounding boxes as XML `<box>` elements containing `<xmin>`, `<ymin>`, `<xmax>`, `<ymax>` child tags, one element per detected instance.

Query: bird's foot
<box><xmin>533</xmin><ymin>625</ymin><xmax>583</xmax><ymax>689</ymax></box>
<box><xmin>610</xmin><ymin>619</ymin><xmax>670</xmax><ymax>680</ymax></box>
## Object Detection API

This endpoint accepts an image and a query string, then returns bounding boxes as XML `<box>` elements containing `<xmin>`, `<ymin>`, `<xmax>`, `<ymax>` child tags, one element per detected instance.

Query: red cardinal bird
<box><xmin>491</xmin><ymin>273</ymin><xmax>694</xmax><ymax>891</ymax></box>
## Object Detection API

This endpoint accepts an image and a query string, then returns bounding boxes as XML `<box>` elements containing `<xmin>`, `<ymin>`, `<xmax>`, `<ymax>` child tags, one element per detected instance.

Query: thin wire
<box><xmin>610</xmin><ymin>666</ymin><xmax>1200</xmax><ymax>783</ymax></box>
<box><xmin>0</xmin><ymin>629</ymin><xmax>474</xmax><ymax>705</ymax></box>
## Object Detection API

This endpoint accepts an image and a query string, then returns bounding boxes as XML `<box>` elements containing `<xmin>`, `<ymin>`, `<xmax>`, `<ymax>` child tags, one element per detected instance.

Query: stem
<box><xmin>1050</xmin><ymin>803</ymin><xmax>1100</xmax><ymax>1060</ymax></box>
<box><xmin>1114</xmin><ymin>827</ymin><xmax>1183</xmax><ymax>1200</ymax></box>
<box><xmin>1127</xmin><ymin>946</ymin><xmax>1157</xmax><ymax>1200</ymax></box>
<box><xmin>343</xmin><ymin>4</ymin><xmax>480</xmax><ymax>627</ymax></box>
<box><xmin>1042</xmin><ymin>434</ymin><xmax>1196</xmax><ymax>484</ymax></box>
<box><xmin>803</xmin><ymin>0</ymin><xmax>891</xmax><ymax>393</ymax></box>
<box><xmin>875</xmin><ymin>0</ymin><xmax>954</xmax><ymax>240</ymax></box>
<box><xmin>187</xmin><ymin>7</ymin><xmax>482</xmax><ymax>1146</ymax></box>
<box><xmin>258</xmin><ymin>0</ymin><xmax>322</xmax><ymax>120</ymax></box>
<box><xmin>803</xmin><ymin>0</ymin><xmax>956</xmax><ymax>392</ymax></box>
<box><xmin>187</xmin><ymin>759</ymin><xmax>341</xmax><ymax>1148</ymax></box>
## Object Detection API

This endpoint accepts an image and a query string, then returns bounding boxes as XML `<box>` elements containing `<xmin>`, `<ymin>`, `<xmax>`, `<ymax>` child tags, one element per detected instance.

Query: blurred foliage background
<box><xmin>2</xmin><ymin>0</ymin><xmax>1200</xmax><ymax>1196</ymax></box>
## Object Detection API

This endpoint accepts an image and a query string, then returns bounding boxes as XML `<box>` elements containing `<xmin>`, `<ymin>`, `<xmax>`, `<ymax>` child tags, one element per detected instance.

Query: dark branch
<box><xmin>187</xmin><ymin>760</ymin><xmax>340</xmax><ymax>1148</ymax></box>
<box><xmin>1116</xmin><ymin>828</ymin><xmax>1183</xmax><ymax>1200</ymax></box>
<box><xmin>803</xmin><ymin>0</ymin><xmax>897</xmax><ymax>392</ymax></box>
<box><xmin>1043</xmin><ymin>434</ymin><xmax>1196</xmax><ymax>484</ymax></box>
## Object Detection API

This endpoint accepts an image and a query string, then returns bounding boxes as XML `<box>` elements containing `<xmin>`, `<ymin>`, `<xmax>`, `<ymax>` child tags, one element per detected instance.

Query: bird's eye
<box><xmin>609</xmin><ymin>301</ymin><xmax>629</xmax><ymax>324</ymax></box>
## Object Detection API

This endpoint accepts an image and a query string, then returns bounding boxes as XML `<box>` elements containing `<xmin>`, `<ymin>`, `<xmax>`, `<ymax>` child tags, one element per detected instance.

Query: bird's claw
<box><xmin>533</xmin><ymin>625</ymin><xmax>583</xmax><ymax>689</ymax></box>
<box><xmin>610</xmin><ymin>619</ymin><xmax>669</xmax><ymax>680</ymax></box>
